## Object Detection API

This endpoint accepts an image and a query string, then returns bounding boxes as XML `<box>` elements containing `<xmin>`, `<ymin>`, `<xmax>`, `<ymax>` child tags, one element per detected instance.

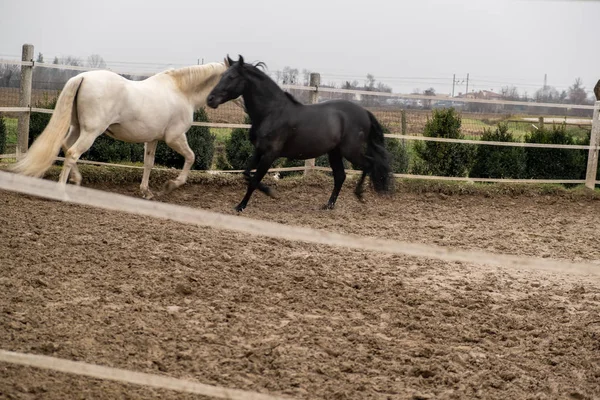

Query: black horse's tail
<box><xmin>366</xmin><ymin>111</ymin><xmax>392</xmax><ymax>193</ymax></box>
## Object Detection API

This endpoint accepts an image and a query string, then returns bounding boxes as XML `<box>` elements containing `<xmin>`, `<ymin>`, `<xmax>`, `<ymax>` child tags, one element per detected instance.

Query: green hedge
<box><xmin>221</xmin><ymin>115</ymin><xmax>254</xmax><ymax>170</ymax></box>
<box><xmin>524</xmin><ymin>123</ymin><xmax>587</xmax><ymax>180</ymax></box>
<box><xmin>29</xmin><ymin>96</ymin><xmax>58</xmax><ymax>148</ymax></box>
<box><xmin>470</xmin><ymin>123</ymin><xmax>526</xmax><ymax>179</ymax></box>
<box><xmin>154</xmin><ymin>108</ymin><xmax>215</xmax><ymax>170</ymax></box>
<box><xmin>413</xmin><ymin>108</ymin><xmax>475</xmax><ymax>177</ymax></box>
<box><xmin>82</xmin><ymin>137</ymin><xmax>143</xmax><ymax>164</ymax></box>
<box><xmin>0</xmin><ymin>115</ymin><xmax>6</xmax><ymax>155</ymax></box>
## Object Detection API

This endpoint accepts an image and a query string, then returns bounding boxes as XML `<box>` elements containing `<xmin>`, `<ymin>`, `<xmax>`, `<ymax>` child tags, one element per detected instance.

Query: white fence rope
<box><xmin>308</xmin><ymin>86</ymin><xmax>597</xmax><ymax>110</ymax></box>
<box><xmin>0</xmin><ymin>58</ymin><xmax>155</xmax><ymax>77</ymax></box>
<box><xmin>385</xmin><ymin>134</ymin><xmax>595</xmax><ymax>150</ymax></box>
<box><xmin>310</xmin><ymin>167</ymin><xmax>588</xmax><ymax>185</ymax></box>
<box><xmin>0</xmin><ymin>170</ymin><xmax>598</xmax><ymax>276</ymax></box>
<box><xmin>0</xmin><ymin>157</ymin><xmax>590</xmax><ymax>184</ymax></box>
<box><xmin>0</xmin><ymin>59</ymin><xmax>33</xmax><ymax>67</ymax></box>
<box><xmin>0</xmin><ymin>350</ymin><xmax>291</xmax><ymax>400</ymax></box>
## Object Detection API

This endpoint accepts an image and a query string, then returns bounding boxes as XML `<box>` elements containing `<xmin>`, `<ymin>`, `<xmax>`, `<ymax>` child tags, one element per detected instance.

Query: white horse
<box><xmin>12</xmin><ymin>59</ymin><xmax>236</xmax><ymax>198</ymax></box>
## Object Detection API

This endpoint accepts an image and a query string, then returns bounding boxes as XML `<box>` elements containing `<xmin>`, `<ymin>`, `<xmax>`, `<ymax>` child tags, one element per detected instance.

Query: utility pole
<box><xmin>452</xmin><ymin>74</ymin><xmax>456</xmax><ymax>97</ymax></box>
<box><xmin>465</xmin><ymin>73</ymin><xmax>469</xmax><ymax>96</ymax></box>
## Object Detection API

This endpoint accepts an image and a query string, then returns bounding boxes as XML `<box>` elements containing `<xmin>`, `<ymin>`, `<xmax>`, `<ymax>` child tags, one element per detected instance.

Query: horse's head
<box><xmin>207</xmin><ymin>55</ymin><xmax>248</xmax><ymax>109</ymax></box>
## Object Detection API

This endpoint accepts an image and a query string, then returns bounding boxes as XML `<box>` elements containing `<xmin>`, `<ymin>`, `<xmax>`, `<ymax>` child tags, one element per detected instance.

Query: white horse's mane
<box><xmin>163</xmin><ymin>62</ymin><xmax>226</xmax><ymax>93</ymax></box>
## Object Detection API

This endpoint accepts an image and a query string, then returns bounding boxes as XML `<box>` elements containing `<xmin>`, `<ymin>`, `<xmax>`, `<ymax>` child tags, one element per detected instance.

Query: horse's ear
<box><xmin>238</xmin><ymin>55</ymin><xmax>244</xmax><ymax>65</ymax></box>
<box><xmin>226</xmin><ymin>55</ymin><xmax>234</xmax><ymax>67</ymax></box>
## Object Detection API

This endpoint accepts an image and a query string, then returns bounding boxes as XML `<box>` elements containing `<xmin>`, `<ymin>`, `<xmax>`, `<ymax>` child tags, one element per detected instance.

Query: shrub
<box><xmin>28</xmin><ymin>95</ymin><xmax>58</xmax><ymax>147</ymax></box>
<box><xmin>0</xmin><ymin>115</ymin><xmax>6</xmax><ymax>155</ymax></box>
<box><xmin>154</xmin><ymin>108</ymin><xmax>215</xmax><ymax>170</ymax></box>
<box><xmin>413</xmin><ymin>108</ymin><xmax>474</xmax><ymax>177</ymax></box>
<box><xmin>524</xmin><ymin>123</ymin><xmax>587</xmax><ymax>180</ymax></box>
<box><xmin>382</xmin><ymin>123</ymin><xmax>409</xmax><ymax>174</ymax></box>
<box><xmin>83</xmin><ymin>136</ymin><xmax>143</xmax><ymax>163</ymax></box>
<box><xmin>214</xmin><ymin>151</ymin><xmax>232</xmax><ymax>170</ymax></box>
<box><xmin>385</xmin><ymin>138</ymin><xmax>409</xmax><ymax>174</ymax></box>
<box><xmin>470</xmin><ymin>123</ymin><xmax>526</xmax><ymax>179</ymax></box>
<box><xmin>224</xmin><ymin>115</ymin><xmax>254</xmax><ymax>170</ymax></box>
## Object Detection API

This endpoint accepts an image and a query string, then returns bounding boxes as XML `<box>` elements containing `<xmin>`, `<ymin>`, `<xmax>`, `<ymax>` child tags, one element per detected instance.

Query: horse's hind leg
<box><xmin>354</xmin><ymin>171</ymin><xmax>368</xmax><ymax>201</ymax></box>
<box><xmin>324</xmin><ymin>148</ymin><xmax>346</xmax><ymax>210</ymax></box>
<box><xmin>61</xmin><ymin>126</ymin><xmax>83</xmax><ymax>185</ymax></box>
<box><xmin>59</xmin><ymin>130</ymin><xmax>101</xmax><ymax>185</ymax></box>
<box><xmin>140</xmin><ymin>140</ymin><xmax>158</xmax><ymax>199</ymax></box>
<box><xmin>160</xmin><ymin>134</ymin><xmax>194</xmax><ymax>196</ymax></box>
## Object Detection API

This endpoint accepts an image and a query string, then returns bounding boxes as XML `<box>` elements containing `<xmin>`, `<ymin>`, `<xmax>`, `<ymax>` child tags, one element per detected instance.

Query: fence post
<box><xmin>538</xmin><ymin>116</ymin><xmax>544</xmax><ymax>130</ymax></box>
<box><xmin>304</xmin><ymin>72</ymin><xmax>320</xmax><ymax>175</ymax></box>
<box><xmin>585</xmin><ymin>101</ymin><xmax>600</xmax><ymax>189</ymax></box>
<box><xmin>17</xmin><ymin>43</ymin><xmax>34</xmax><ymax>160</ymax></box>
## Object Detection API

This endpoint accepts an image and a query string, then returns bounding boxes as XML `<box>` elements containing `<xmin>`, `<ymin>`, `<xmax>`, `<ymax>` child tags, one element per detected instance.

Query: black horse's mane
<box><xmin>240</xmin><ymin>60</ymin><xmax>302</xmax><ymax>105</ymax></box>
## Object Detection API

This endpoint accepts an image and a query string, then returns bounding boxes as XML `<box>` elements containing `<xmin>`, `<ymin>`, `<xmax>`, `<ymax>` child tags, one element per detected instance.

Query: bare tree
<box><xmin>501</xmin><ymin>86</ymin><xmax>520</xmax><ymax>101</ymax></box>
<box><xmin>422</xmin><ymin>88</ymin><xmax>436</xmax><ymax>109</ymax></box>
<box><xmin>301</xmin><ymin>68</ymin><xmax>311</xmax><ymax>86</ymax></box>
<box><xmin>87</xmin><ymin>54</ymin><xmax>107</xmax><ymax>69</ymax></box>
<box><xmin>282</xmin><ymin>66</ymin><xmax>299</xmax><ymax>85</ymax></box>
<box><xmin>567</xmin><ymin>77</ymin><xmax>588</xmax><ymax>105</ymax></box>
<box><xmin>59</xmin><ymin>56</ymin><xmax>82</xmax><ymax>66</ymax></box>
<box><xmin>0</xmin><ymin>64</ymin><xmax>20</xmax><ymax>87</ymax></box>
<box><xmin>365</xmin><ymin>74</ymin><xmax>375</xmax><ymax>91</ymax></box>
<box><xmin>534</xmin><ymin>85</ymin><xmax>560</xmax><ymax>103</ymax></box>
<box><xmin>376</xmin><ymin>81</ymin><xmax>392</xmax><ymax>93</ymax></box>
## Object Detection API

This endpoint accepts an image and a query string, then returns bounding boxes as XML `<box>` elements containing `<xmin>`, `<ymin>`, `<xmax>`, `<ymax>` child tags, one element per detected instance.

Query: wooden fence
<box><xmin>1</xmin><ymin>43</ymin><xmax>599</xmax><ymax>187</ymax></box>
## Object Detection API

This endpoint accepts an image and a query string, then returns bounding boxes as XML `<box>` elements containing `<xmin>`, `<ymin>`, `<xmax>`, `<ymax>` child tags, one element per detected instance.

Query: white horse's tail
<box><xmin>11</xmin><ymin>75</ymin><xmax>84</xmax><ymax>178</ymax></box>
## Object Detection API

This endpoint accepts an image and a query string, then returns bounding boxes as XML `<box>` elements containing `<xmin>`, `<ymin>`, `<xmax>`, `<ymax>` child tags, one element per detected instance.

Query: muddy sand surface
<box><xmin>1</xmin><ymin>179</ymin><xmax>600</xmax><ymax>400</ymax></box>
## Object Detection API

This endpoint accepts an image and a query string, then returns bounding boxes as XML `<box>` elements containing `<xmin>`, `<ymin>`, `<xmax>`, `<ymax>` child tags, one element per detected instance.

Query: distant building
<box><xmin>457</xmin><ymin>90</ymin><xmax>504</xmax><ymax>100</ymax></box>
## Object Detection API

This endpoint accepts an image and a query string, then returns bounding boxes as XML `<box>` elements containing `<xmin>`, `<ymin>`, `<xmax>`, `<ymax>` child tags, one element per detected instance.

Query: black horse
<box><xmin>207</xmin><ymin>55</ymin><xmax>392</xmax><ymax>212</ymax></box>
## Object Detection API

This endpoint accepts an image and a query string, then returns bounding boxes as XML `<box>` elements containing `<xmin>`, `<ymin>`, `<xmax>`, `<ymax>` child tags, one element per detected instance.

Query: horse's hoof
<box><xmin>142</xmin><ymin>191</ymin><xmax>155</xmax><ymax>200</ymax></box>
<box><xmin>322</xmin><ymin>203</ymin><xmax>335</xmax><ymax>210</ymax></box>
<box><xmin>264</xmin><ymin>187</ymin><xmax>278</xmax><ymax>199</ymax></box>
<box><xmin>234</xmin><ymin>204</ymin><xmax>246</xmax><ymax>212</ymax></box>
<box><xmin>159</xmin><ymin>180</ymin><xmax>178</xmax><ymax>196</ymax></box>
<box><xmin>354</xmin><ymin>191</ymin><xmax>365</xmax><ymax>202</ymax></box>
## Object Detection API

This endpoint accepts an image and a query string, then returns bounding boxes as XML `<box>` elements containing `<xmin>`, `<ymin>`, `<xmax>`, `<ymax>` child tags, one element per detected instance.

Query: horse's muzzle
<box><xmin>207</xmin><ymin>95</ymin><xmax>219</xmax><ymax>109</ymax></box>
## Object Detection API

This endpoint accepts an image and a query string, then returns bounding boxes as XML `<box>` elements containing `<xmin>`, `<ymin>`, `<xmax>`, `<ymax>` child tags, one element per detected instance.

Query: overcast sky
<box><xmin>1</xmin><ymin>0</ymin><xmax>598</xmax><ymax>96</ymax></box>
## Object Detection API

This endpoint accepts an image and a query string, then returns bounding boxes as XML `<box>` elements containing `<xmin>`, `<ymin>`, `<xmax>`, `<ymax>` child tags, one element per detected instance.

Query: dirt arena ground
<box><xmin>1</xmin><ymin>175</ymin><xmax>600</xmax><ymax>400</ymax></box>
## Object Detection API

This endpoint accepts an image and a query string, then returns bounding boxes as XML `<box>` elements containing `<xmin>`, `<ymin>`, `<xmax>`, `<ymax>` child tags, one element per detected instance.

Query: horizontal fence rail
<box><xmin>0</xmin><ymin>107</ymin><xmax>596</xmax><ymax>151</ymax></box>
<box><xmin>0</xmin><ymin>350</ymin><xmax>291</xmax><ymax>400</ymax></box>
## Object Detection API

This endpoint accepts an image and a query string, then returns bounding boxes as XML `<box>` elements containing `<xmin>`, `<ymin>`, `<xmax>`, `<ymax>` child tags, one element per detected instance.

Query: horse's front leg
<box><xmin>236</xmin><ymin>152</ymin><xmax>277</xmax><ymax>212</ymax></box>
<box><xmin>159</xmin><ymin>133</ymin><xmax>194</xmax><ymax>196</ymax></box>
